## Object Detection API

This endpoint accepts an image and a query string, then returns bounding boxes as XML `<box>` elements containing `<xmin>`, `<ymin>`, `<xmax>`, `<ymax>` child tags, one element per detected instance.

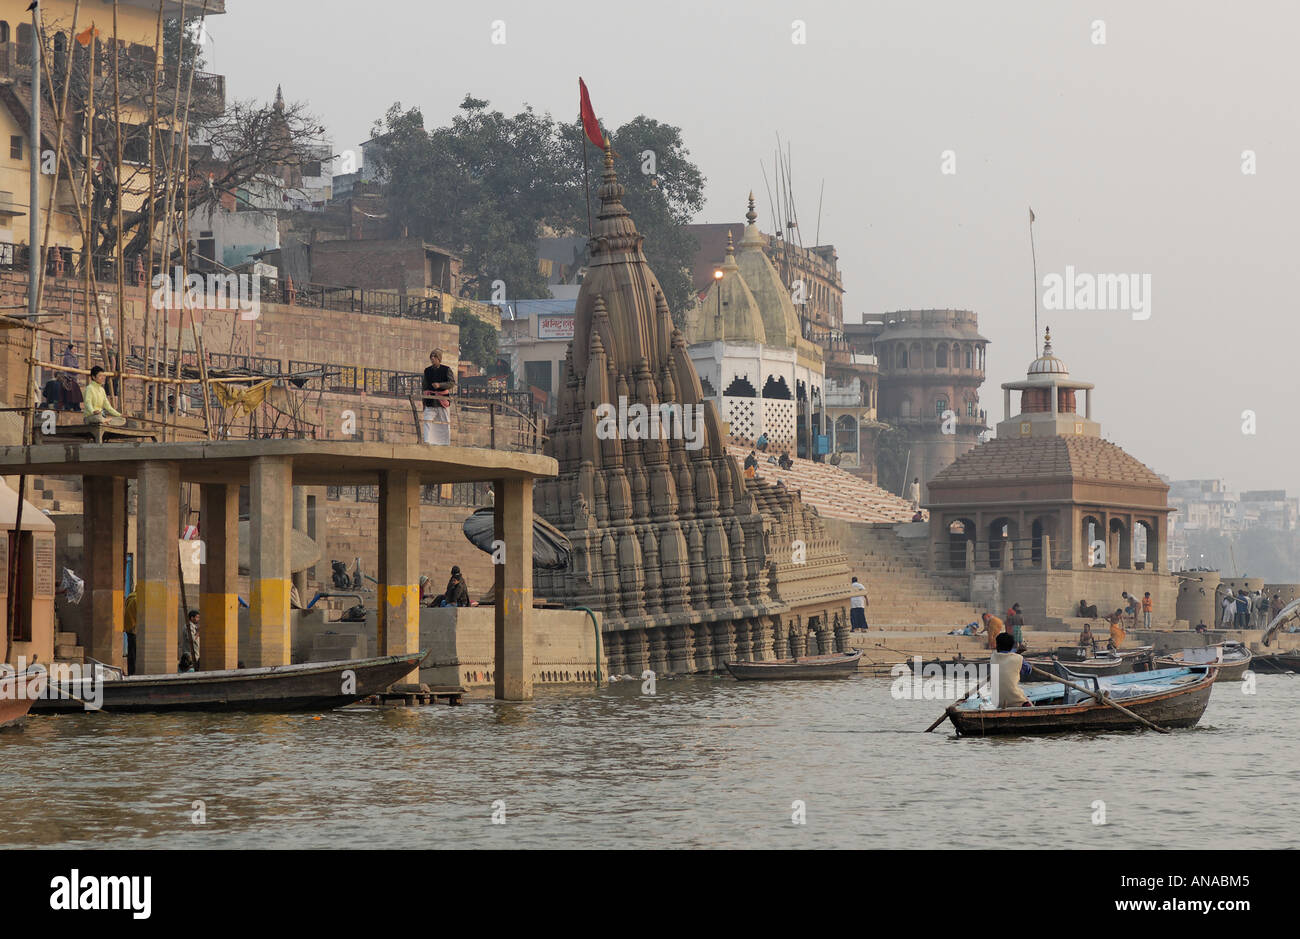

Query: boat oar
<box><xmin>924</xmin><ymin>683</ymin><xmax>984</xmax><ymax>733</ymax></box>
<box><xmin>1027</xmin><ymin>665</ymin><xmax>1170</xmax><ymax>734</ymax></box>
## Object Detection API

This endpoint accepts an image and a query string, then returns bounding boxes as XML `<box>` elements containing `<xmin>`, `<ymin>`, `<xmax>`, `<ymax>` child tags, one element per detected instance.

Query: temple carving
<box><xmin>534</xmin><ymin>144</ymin><xmax>853</xmax><ymax>673</ymax></box>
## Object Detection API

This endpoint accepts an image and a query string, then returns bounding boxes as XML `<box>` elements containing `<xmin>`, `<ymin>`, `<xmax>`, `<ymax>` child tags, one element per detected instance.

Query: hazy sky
<box><xmin>213</xmin><ymin>0</ymin><xmax>1298</xmax><ymax>491</ymax></box>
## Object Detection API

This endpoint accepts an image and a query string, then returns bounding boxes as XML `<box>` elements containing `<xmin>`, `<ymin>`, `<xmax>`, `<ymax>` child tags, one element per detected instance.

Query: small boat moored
<box><xmin>725</xmin><ymin>650</ymin><xmax>862</xmax><ymax>680</ymax></box>
<box><xmin>31</xmin><ymin>652</ymin><xmax>427</xmax><ymax>714</ymax></box>
<box><xmin>1156</xmin><ymin>642</ymin><xmax>1253</xmax><ymax>681</ymax></box>
<box><xmin>945</xmin><ymin>666</ymin><xmax>1217</xmax><ymax>737</ymax></box>
<box><xmin>0</xmin><ymin>668</ymin><xmax>47</xmax><ymax>729</ymax></box>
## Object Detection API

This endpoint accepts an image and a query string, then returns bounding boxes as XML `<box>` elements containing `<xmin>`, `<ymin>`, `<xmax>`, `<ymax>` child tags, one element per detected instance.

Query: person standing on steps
<box><xmin>908</xmin><ymin>477</ymin><xmax>921</xmax><ymax>511</ymax></box>
<box><xmin>849</xmin><ymin>576</ymin><xmax>869</xmax><ymax>632</ymax></box>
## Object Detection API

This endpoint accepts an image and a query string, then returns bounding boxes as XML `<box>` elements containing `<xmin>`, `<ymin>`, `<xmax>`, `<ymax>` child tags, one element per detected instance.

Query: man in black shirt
<box><xmin>421</xmin><ymin>348</ymin><xmax>456</xmax><ymax>444</ymax></box>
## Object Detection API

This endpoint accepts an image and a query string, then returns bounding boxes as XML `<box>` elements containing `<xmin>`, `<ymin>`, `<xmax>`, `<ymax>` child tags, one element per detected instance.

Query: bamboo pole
<box><xmin>144</xmin><ymin>0</ymin><xmax>162</xmax><ymax>424</ymax></box>
<box><xmin>154</xmin><ymin>0</ymin><xmax>185</xmax><ymax>436</ymax></box>
<box><xmin>112</xmin><ymin>0</ymin><xmax>127</xmax><ymax>414</ymax></box>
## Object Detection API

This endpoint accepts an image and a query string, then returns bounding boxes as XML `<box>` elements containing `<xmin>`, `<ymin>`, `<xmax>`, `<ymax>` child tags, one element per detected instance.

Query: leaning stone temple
<box><xmin>924</xmin><ymin>328</ymin><xmax>1175</xmax><ymax>624</ymax></box>
<box><xmin>534</xmin><ymin>146</ymin><xmax>853</xmax><ymax>673</ymax></box>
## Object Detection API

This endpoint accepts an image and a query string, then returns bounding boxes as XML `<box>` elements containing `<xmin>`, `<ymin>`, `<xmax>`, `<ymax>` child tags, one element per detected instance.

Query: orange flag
<box><xmin>75</xmin><ymin>25</ymin><xmax>100</xmax><ymax>47</ymax></box>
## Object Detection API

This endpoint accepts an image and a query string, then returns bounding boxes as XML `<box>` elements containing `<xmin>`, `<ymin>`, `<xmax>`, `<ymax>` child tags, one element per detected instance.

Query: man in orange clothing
<box><xmin>981</xmin><ymin>611</ymin><xmax>1004</xmax><ymax>650</ymax></box>
<box><xmin>1141</xmin><ymin>591</ymin><xmax>1154</xmax><ymax>629</ymax></box>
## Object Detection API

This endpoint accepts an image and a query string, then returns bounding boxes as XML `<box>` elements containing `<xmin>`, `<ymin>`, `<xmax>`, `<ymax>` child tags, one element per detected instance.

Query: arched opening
<box><xmin>952</xmin><ymin>343</ymin><xmax>961</xmax><ymax>371</ymax></box>
<box><xmin>910</xmin><ymin>342</ymin><xmax>921</xmax><ymax>370</ymax></box>
<box><xmin>987</xmin><ymin>517</ymin><xmax>1017</xmax><ymax>569</ymax></box>
<box><xmin>948</xmin><ymin>518</ymin><xmax>975</xmax><ymax>570</ymax></box>
<box><xmin>0</xmin><ymin>22</ymin><xmax>11</xmax><ymax>43</ymax></box>
<box><xmin>1030</xmin><ymin>515</ymin><xmax>1059</xmax><ymax>568</ymax></box>
<box><xmin>723</xmin><ymin>375</ymin><xmax>756</xmax><ymax>398</ymax></box>
<box><xmin>936</xmin><ymin>344</ymin><xmax>948</xmax><ymax>368</ymax></box>
<box><xmin>896</xmin><ymin>344</ymin><xmax>908</xmax><ymax>369</ymax></box>
<box><xmin>1135</xmin><ymin>521</ymin><xmax>1156</xmax><ymax>571</ymax></box>
<box><xmin>924</xmin><ymin>344</ymin><xmax>935</xmax><ymax>369</ymax></box>
<box><xmin>1108</xmin><ymin>518</ymin><xmax>1131</xmax><ymax>569</ymax></box>
<box><xmin>762</xmin><ymin>375</ymin><xmax>792</xmax><ymax>399</ymax></box>
<box><xmin>1082</xmin><ymin>515</ymin><xmax>1102</xmax><ymax>567</ymax></box>
<box><xmin>835</xmin><ymin>414</ymin><xmax>858</xmax><ymax>456</ymax></box>
<box><xmin>964</xmin><ymin>345</ymin><xmax>973</xmax><ymax>370</ymax></box>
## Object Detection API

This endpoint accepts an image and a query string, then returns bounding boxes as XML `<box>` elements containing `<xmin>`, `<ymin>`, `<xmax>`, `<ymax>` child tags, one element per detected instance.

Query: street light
<box><xmin>713</xmin><ymin>268</ymin><xmax>723</xmax><ymax>324</ymax></box>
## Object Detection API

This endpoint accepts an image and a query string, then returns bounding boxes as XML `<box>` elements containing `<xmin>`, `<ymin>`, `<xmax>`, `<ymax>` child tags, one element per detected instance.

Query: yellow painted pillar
<box><xmin>248</xmin><ymin>456</ymin><xmax>292</xmax><ymax>667</ymax></box>
<box><xmin>84</xmin><ymin>476</ymin><xmax>126</xmax><ymax>670</ymax></box>
<box><xmin>136</xmin><ymin>461</ymin><xmax>180</xmax><ymax>675</ymax></box>
<box><xmin>494</xmin><ymin>476</ymin><xmax>533</xmax><ymax>701</ymax></box>
<box><xmin>198</xmin><ymin>482</ymin><xmax>239</xmax><ymax>670</ymax></box>
<box><xmin>377</xmin><ymin>469</ymin><xmax>421</xmax><ymax>686</ymax></box>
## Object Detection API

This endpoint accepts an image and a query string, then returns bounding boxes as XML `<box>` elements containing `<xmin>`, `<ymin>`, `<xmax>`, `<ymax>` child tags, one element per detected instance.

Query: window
<box><xmin>935</xmin><ymin>397</ymin><xmax>948</xmax><ymax>417</ymax></box>
<box><xmin>966</xmin><ymin>400</ymin><xmax>976</xmax><ymax>417</ymax></box>
<box><xmin>965</xmin><ymin>346</ymin><xmax>973</xmax><ymax>369</ymax></box>
<box><xmin>523</xmin><ymin>360</ymin><xmax>552</xmax><ymax>394</ymax></box>
<box><xmin>9</xmin><ymin>136</ymin><xmax>21</xmax><ymax>161</ymax></box>
<box><xmin>936</xmin><ymin>344</ymin><xmax>947</xmax><ymax>367</ymax></box>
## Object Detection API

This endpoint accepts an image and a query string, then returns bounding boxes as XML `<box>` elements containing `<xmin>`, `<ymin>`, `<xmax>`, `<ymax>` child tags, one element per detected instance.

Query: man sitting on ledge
<box><xmin>82</xmin><ymin>366</ymin><xmax>124</xmax><ymax>440</ymax></box>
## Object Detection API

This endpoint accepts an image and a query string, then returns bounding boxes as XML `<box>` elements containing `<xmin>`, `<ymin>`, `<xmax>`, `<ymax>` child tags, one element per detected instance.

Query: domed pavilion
<box><xmin>924</xmin><ymin>328</ymin><xmax>1175</xmax><ymax>625</ymax></box>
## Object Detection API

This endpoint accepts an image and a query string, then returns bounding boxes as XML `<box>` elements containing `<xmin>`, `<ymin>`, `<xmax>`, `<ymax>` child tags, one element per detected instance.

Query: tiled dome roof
<box><xmin>930</xmin><ymin>435</ymin><xmax>1166</xmax><ymax>489</ymax></box>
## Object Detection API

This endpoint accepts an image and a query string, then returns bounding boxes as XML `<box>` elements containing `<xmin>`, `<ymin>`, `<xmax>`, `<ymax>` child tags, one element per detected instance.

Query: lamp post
<box><xmin>713</xmin><ymin>268</ymin><xmax>723</xmax><ymax>326</ymax></box>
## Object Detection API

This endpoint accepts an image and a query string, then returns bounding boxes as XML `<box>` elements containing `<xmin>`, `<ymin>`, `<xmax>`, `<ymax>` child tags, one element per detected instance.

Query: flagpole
<box><xmin>1029</xmin><ymin>206</ymin><xmax>1039</xmax><ymax>352</ymax></box>
<box><xmin>582</xmin><ymin>133</ymin><xmax>592</xmax><ymax>238</ymax></box>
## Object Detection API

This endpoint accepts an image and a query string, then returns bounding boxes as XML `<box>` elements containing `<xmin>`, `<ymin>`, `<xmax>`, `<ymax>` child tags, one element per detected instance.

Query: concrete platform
<box><xmin>0</xmin><ymin>440</ymin><xmax>556</xmax><ymax>485</ymax></box>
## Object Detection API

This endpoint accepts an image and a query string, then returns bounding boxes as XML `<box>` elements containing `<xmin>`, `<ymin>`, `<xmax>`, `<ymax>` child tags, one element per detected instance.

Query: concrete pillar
<box><xmin>291</xmin><ymin>486</ymin><xmax>308</xmax><ymax>603</ymax></box>
<box><xmin>198</xmin><ymin>483</ymin><xmax>239</xmax><ymax>671</ymax></box>
<box><xmin>378</xmin><ymin>469</ymin><xmax>421</xmax><ymax>687</ymax></box>
<box><xmin>84</xmin><ymin>476</ymin><xmax>126</xmax><ymax>669</ymax></box>
<box><xmin>493</xmin><ymin>476</ymin><xmax>534</xmax><ymax>700</ymax></box>
<box><xmin>248</xmin><ymin>456</ymin><xmax>292</xmax><ymax>667</ymax></box>
<box><xmin>1042</xmin><ymin>533</ymin><xmax>1053</xmax><ymax>571</ymax></box>
<box><xmin>136</xmin><ymin>461</ymin><xmax>180</xmax><ymax>675</ymax></box>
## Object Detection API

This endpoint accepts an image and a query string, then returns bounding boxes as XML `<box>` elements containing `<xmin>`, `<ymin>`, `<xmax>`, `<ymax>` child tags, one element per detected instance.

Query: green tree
<box><xmin>451</xmin><ymin>307</ymin><xmax>499</xmax><ymax>371</ymax></box>
<box><xmin>372</xmin><ymin>96</ymin><xmax>575</xmax><ymax>301</ymax></box>
<box><xmin>370</xmin><ymin>97</ymin><xmax>706</xmax><ymax>322</ymax></box>
<box><xmin>874</xmin><ymin>425</ymin><xmax>913</xmax><ymax>496</ymax></box>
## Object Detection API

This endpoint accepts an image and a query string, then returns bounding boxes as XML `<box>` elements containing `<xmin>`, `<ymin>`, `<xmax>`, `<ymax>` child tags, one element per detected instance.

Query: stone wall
<box><xmin>292</xmin><ymin>606</ymin><xmax>606</xmax><ymax>688</ymax></box>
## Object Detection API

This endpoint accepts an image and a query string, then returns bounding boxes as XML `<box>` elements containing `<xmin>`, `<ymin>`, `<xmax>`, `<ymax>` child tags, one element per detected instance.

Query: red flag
<box><xmin>578</xmin><ymin>78</ymin><xmax>603</xmax><ymax>148</ymax></box>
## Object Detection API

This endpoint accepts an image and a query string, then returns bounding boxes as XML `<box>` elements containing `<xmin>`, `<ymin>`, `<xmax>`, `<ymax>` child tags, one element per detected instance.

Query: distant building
<box><xmin>496</xmin><ymin>298</ymin><xmax>577</xmax><ymax>410</ymax></box>
<box><xmin>683</xmin><ymin>196</ymin><xmax>825</xmax><ymax>457</ymax></box>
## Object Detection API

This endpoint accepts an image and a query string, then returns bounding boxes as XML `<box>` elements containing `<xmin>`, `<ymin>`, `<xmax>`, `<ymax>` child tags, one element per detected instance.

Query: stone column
<box><xmin>691</xmin><ymin>623</ymin><xmax>713</xmax><ymax>672</ymax></box>
<box><xmin>136</xmin><ymin>461</ymin><xmax>179</xmax><ymax>675</ymax></box>
<box><xmin>291</xmin><ymin>486</ymin><xmax>308</xmax><ymax>604</ymax></box>
<box><xmin>84</xmin><ymin>476</ymin><xmax>126</xmax><ymax>669</ymax></box>
<box><xmin>198</xmin><ymin>482</ymin><xmax>239</xmax><ymax>671</ymax></box>
<box><xmin>647</xmin><ymin>627</ymin><xmax>669</xmax><ymax>675</ymax></box>
<box><xmin>494</xmin><ymin>476</ymin><xmax>534</xmax><ymax>700</ymax></box>
<box><xmin>378</xmin><ymin>469</ymin><xmax>422</xmax><ymax>687</ymax></box>
<box><xmin>833</xmin><ymin>610</ymin><xmax>850</xmax><ymax>651</ymax></box>
<box><xmin>771</xmin><ymin>621</ymin><xmax>788</xmax><ymax>660</ymax></box>
<box><xmin>248</xmin><ymin>456</ymin><xmax>292</xmax><ymax>667</ymax></box>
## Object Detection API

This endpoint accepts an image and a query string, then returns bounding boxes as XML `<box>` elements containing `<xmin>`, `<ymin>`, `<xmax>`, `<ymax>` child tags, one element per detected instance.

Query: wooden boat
<box><xmin>945</xmin><ymin>666</ymin><xmax>1216</xmax><ymax>737</ymax></box>
<box><xmin>725</xmin><ymin>650</ymin><xmax>861</xmax><ymax>680</ymax></box>
<box><xmin>0</xmin><ymin>669</ymin><xmax>47</xmax><ymax>729</ymax></box>
<box><xmin>1026</xmin><ymin>645</ymin><xmax>1154</xmax><ymax>677</ymax></box>
<box><xmin>30</xmin><ymin>652</ymin><xmax>426</xmax><ymax>714</ymax></box>
<box><xmin>1156</xmin><ymin>642</ymin><xmax>1253</xmax><ymax>681</ymax></box>
<box><xmin>1249</xmin><ymin>651</ymin><xmax>1300</xmax><ymax>674</ymax></box>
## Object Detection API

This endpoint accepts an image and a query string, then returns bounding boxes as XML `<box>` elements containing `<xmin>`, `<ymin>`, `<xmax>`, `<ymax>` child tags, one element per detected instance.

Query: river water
<box><xmin>2</xmin><ymin>672</ymin><xmax>1295</xmax><ymax>849</ymax></box>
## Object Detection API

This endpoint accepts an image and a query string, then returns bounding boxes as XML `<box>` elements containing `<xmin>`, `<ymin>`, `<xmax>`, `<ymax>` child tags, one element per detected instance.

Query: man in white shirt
<box><xmin>849</xmin><ymin>576</ymin><xmax>868</xmax><ymax>631</ymax></box>
<box><xmin>1220</xmin><ymin>594</ymin><xmax>1235</xmax><ymax>627</ymax></box>
<box><xmin>990</xmin><ymin>632</ymin><xmax>1032</xmax><ymax>709</ymax></box>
